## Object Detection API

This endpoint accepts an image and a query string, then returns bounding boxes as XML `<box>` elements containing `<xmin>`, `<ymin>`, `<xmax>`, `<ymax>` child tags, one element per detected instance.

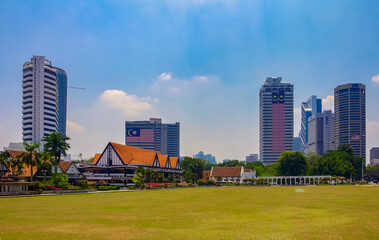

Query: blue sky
<box><xmin>0</xmin><ymin>0</ymin><xmax>378</xmax><ymax>162</ymax></box>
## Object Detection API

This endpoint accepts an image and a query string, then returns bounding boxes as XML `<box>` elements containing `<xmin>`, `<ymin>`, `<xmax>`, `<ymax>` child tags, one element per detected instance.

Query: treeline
<box><xmin>182</xmin><ymin>144</ymin><xmax>365</xmax><ymax>181</ymax></box>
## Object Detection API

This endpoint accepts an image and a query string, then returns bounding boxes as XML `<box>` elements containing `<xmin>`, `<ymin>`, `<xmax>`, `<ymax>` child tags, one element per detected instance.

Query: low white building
<box><xmin>210</xmin><ymin>166</ymin><xmax>256</xmax><ymax>183</ymax></box>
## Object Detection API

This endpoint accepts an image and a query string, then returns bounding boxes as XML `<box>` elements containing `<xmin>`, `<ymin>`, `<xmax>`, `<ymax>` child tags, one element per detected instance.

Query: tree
<box><xmin>145</xmin><ymin>168</ymin><xmax>153</xmax><ymax>188</ymax></box>
<box><xmin>338</xmin><ymin>144</ymin><xmax>354</xmax><ymax>155</ymax></box>
<box><xmin>42</xmin><ymin>132</ymin><xmax>71</xmax><ymax>174</ymax></box>
<box><xmin>10</xmin><ymin>155</ymin><xmax>24</xmax><ymax>176</ymax></box>
<box><xmin>132</xmin><ymin>166</ymin><xmax>146</xmax><ymax>189</ymax></box>
<box><xmin>20</xmin><ymin>142</ymin><xmax>40</xmax><ymax>182</ymax></box>
<box><xmin>184</xmin><ymin>170</ymin><xmax>195</xmax><ymax>183</ymax></box>
<box><xmin>181</xmin><ymin>157</ymin><xmax>205</xmax><ymax>180</ymax></box>
<box><xmin>37</xmin><ymin>151</ymin><xmax>54</xmax><ymax>182</ymax></box>
<box><xmin>278</xmin><ymin>151</ymin><xmax>308</xmax><ymax>176</ymax></box>
<box><xmin>0</xmin><ymin>151</ymin><xmax>11</xmax><ymax>176</ymax></box>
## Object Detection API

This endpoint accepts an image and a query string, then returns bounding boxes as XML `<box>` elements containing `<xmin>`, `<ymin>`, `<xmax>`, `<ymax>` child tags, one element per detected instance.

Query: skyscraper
<box><xmin>334</xmin><ymin>83</ymin><xmax>366</xmax><ymax>159</ymax></box>
<box><xmin>259</xmin><ymin>77</ymin><xmax>294</xmax><ymax>165</ymax></box>
<box><xmin>22</xmin><ymin>56</ymin><xmax>67</xmax><ymax>150</ymax></box>
<box><xmin>193</xmin><ymin>151</ymin><xmax>217</xmax><ymax>164</ymax></box>
<box><xmin>307</xmin><ymin>110</ymin><xmax>335</xmax><ymax>155</ymax></box>
<box><xmin>125</xmin><ymin>118</ymin><xmax>180</xmax><ymax>157</ymax></box>
<box><xmin>299</xmin><ymin>95</ymin><xmax>322</xmax><ymax>153</ymax></box>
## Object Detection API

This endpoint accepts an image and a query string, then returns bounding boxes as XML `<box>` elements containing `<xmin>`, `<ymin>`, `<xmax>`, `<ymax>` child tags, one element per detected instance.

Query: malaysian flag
<box><xmin>126</xmin><ymin>128</ymin><xmax>154</xmax><ymax>142</ymax></box>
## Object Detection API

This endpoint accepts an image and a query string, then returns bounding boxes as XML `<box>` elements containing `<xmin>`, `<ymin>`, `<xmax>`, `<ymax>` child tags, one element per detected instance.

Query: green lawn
<box><xmin>0</xmin><ymin>186</ymin><xmax>378</xmax><ymax>240</ymax></box>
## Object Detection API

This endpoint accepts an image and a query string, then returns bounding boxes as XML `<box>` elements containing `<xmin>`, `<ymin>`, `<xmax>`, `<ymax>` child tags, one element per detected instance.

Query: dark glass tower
<box><xmin>55</xmin><ymin>68</ymin><xmax>67</xmax><ymax>136</ymax></box>
<box><xmin>334</xmin><ymin>83</ymin><xmax>366</xmax><ymax>159</ymax></box>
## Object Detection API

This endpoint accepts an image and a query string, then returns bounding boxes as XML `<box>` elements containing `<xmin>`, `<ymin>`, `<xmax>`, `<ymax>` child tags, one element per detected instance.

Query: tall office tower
<box><xmin>307</xmin><ymin>110</ymin><xmax>335</xmax><ymax>155</ymax></box>
<box><xmin>334</xmin><ymin>83</ymin><xmax>366</xmax><ymax>159</ymax></box>
<box><xmin>125</xmin><ymin>118</ymin><xmax>180</xmax><ymax>157</ymax></box>
<box><xmin>370</xmin><ymin>147</ymin><xmax>379</xmax><ymax>166</ymax></box>
<box><xmin>322</xmin><ymin>110</ymin><xmax>334</xmax><ymax>153</ymax></box>
<box><xmin>56</xmin><ymin>68</ymin><xmax>67</xmax><ymax>135</ymax></box>
<box><xmin>299</xmin><ymin>95</ymin><xmax>322</xmax><ymax>153</ymax></box>
<box><xmin>307</xmin><ymin>113</ymin><xmax>323</xmax><ymax>155</ymax></box>
<box><xmin>259</xmin><ymin>77</ymin><xmax>294</xmax><ymax>165</ymax></box>
<box><xmin>22</xmin><ymin>56</ymin><xmax>67</xmax><ymax>150</ymax></box>
<box><xmin>293</xmin><ymin>137</ymin><xmax>301</xmax><ymax>152</ymax></box>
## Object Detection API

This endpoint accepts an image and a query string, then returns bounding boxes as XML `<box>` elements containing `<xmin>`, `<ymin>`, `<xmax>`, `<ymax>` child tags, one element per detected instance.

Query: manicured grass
<box><xmin>0</xmin><ymin>186</ymin><xmax>378</xmax><ymax>240</ymax></box>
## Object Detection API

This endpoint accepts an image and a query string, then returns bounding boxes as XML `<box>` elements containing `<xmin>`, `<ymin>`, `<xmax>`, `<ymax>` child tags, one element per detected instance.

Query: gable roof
<box><xmin>92</xmin><ymin>153</ymin><xmax>102</xmax><ymax>164</ymax></box>
<box><xmin>158</xmin><ymin>155</ymin><xmax>169</xmax><ymax>167</ymax></box>
<box><xmin>59</xmin><ymin>161</ymin><xmax>72</xmax><ymax>173</ymax></box>
<box><xmin>211</xmin><ymin>167</ymin><xmax>243</xmax><ymax>178</ymax></box>
<box><xmin>170</xmin><ymin>157</ymin><xmax>179</xmax><ymax>168</ymax></box>
<box><xmin>6</xmin><ymin>150</ymin><xmax>38</xmax><ymax>177</ymax></box>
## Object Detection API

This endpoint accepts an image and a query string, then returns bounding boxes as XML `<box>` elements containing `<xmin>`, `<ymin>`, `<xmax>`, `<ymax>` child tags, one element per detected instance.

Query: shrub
<box><xmin>78</xmin><ymin>180</ymin><xmax>91</xmax><ymax>189</ymax></box>
<box><xmin>128</xmin><ymin>185</ymin><xmax>136</xmax><ymax>190</ymax></box>
<box><xmin>207</xmin><ymin>179</ymin><xmax>215</xmax><ymax>185</ymax></box>
<box><xmin>34</xmin><ymin>181</ymin><xmax>43</xmax><ymax>194</ymax></box>
<box><xmin>197</xmin><ymin>179</ymin><xmax>205</xmax><ymax>185</ymax></box>
<box><xmin>98</xmin><ymin>186</ymin><xmax>121</xmax><ymax>191</ymax></box>
<box><xmin>225</xmin><ymin>182</ymin><xmax>234</xmax><ymax>186</ymax></box>
<box><xmin>49</xmin><ymin>173</ymin><xmax>69</xmax><ymax>189</ymax></box>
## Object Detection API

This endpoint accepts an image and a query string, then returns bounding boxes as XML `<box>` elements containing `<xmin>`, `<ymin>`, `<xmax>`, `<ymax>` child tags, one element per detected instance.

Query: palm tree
<box><xmin>0</xmin><ymin>151</ymin><xmax>11</xmax><ymax>176</ymax></box>
<box><xmin>38</xmin><ymin>151</ymin><xmax>54</xmax><ymax>182</ymax></box>
<box><xmin>42</xmin><ymin>132</ymin><xmax>70</xmax><ymax>174</ymax></box>
<box><xmin>20</xmin><ymin>142</ymin><xmax>40</xmax><ymax>182</ymax></box>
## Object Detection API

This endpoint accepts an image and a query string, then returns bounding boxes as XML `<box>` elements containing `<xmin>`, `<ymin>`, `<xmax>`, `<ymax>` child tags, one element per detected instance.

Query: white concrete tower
<box><xmin>22</xmin><ymin>56</ymin><xmax>61</xmax><ymax>150</ymax></box>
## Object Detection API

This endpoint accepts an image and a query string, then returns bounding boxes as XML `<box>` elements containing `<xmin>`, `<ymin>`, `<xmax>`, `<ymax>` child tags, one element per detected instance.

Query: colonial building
<box><xmin>210</xmin><ymin>166</ymin><xmax>256</xmax><ymax>183</ymax></box>
<box><xmin>78</xmin><ymin>142</ymin><xmax>182</xmax><ymax>184</ymax></box>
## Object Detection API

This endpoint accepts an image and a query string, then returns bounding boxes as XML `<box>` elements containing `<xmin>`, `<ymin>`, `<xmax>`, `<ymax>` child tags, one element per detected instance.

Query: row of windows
<box><xmin>44</xmin><ymin>69</ymin><xmax>56</xmax><ymax>76</ymax></box>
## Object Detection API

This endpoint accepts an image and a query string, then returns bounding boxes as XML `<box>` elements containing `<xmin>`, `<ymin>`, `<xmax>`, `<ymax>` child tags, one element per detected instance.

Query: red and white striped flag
<box><xmin>126</xmin><ymin>129</ymin><xmax>154</xmax><ymax>142</ymax></box>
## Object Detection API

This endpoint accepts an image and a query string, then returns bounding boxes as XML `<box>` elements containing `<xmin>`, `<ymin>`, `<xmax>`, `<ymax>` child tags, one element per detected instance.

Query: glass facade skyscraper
<box><xmin>334</xmin><ymin>83</ymin><xmax>366</xmax><ymax>159</ymax></box>
<box><xmin>299</xmin><ymin>95</ymin><xmax>322</xmax><ymax>154</ymax></box>
<box><xmin>56</xmin><ymin>68</ymin><xmax>67</xmax><ymax>136</ymax></box>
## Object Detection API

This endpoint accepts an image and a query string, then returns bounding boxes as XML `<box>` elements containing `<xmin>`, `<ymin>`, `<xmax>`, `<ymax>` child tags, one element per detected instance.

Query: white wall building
<box><xmin>22</xmin><ymin>56</ymin><xmax>67</xmax><ymax>151</ymax></box>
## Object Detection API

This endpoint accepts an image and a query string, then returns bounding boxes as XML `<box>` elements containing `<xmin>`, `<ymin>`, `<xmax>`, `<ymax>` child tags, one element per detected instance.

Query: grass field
<box><xmin>0</xmin><ymin>186</ymin><xmax>378</xmax><ymax>240</ymax></box>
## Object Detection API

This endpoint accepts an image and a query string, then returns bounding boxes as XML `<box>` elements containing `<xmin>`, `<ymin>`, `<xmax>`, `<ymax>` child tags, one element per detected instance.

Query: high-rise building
<box><xmin>293</xmin><ymin>137</ymin><xmax>301</xmax><ymax>151</ymax></box>
<box><xmin>125</xmin><ymin>118</ymin><xmax>180</xmax><ymax>157</ymax></box>
<box><xmin>334</xmin><ymin>83</ymin><xmax>366</xmax><ymax>159</ymax></box>
<box><xmin>193</xmin><ymin>151</ymin><xmax>217</xmax><ymax>164</ymax></box>
<box><xmin>306</xmin><ymin>110</ymin><xmax>335</xmax><ymax>156</ymax></box>
<box><xmin>22</xmin><ymin>56</ymin><xmax>67</xmax><ymax>150</ymax></box>
<box><xmin>259</xmin><ymin>77</ymin><xmax>294</xmax><ymax>165</ymax></box>
<box><xmin>322</xmin><ymin>110</ymin><xmax>335</xmax><ymax>153</ymax></box>
<box><xmin>56</xmin><ymin>68</ymin><xmax>67</xmax><ymax>135</ymax></box>
<box><xmin>370</xmin><ymin>147</ymin><xmax>379</xmax><ymax>166</ymax></box>
<box><xmin>299</xmin><ymin>95</ymin><xmax>322</xmax><ymax>153</ymax></box>
<box><xmin>245</xmin><ymin>154</ymin><xmax>259</xmax><ymax>162</ymax></box>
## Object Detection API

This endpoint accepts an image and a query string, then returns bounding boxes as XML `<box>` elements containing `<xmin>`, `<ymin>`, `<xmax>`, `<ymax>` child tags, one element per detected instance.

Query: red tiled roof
<box><xmin>158</xmin><ymin>155</ymin><xmax>169</xmax><ymax>167</ymax></box>
<box><xmin>92</xmin><ymin>153</ymin><xmax>102</xmax><ymax>164</ymax></box>
<box><xmin>211</xmin><ymin>167</ymin><xmax>242</xmax><ymax>178</ymax></box>
<box><xmin>6</xmin><ymin>150</ymin><xmax>38</xmax><ymax>177</ymax></box>
<box><xmin>244</xmin><ymin>169</ymin><xmax>254</xmax><ymax>172</ymax></box>
<box><xmin>170</xmin><ymin>157</ymin><xmax>179</xmax><ymax>168</ymax></box>
<box><xmin>59</xmin><ymin>161</ymin><xmax>72</xmax><ymax>173</ymax></box>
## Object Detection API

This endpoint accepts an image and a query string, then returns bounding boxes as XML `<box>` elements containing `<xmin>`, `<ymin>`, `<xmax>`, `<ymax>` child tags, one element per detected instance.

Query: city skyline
<box><xmin>1</xmin><ymin>1</ymin><xmax>379</xmax><ymax>162</ymax></box>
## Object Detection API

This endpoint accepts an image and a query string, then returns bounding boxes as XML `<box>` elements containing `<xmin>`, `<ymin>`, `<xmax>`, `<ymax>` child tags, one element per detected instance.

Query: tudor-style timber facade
<box><xmin>77</xmin><ymin>142</ymin><xmax>183</xmax><ymax>184</ymax></box>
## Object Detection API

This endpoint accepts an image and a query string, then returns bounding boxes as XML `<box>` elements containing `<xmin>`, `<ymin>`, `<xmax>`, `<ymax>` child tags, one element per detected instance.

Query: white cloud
<box><xmin>100</xmin><ymin>89</ymin><xmax>154</xmax><ymax>117</ymax></box>
<box><xmin>371</xmin><ymin>74</ymin><xmax>379</xmax><ymax>83</ymax></box>
<box><xmin>322</xmin><ymin>95</ymin><xmax>334</xmax><ymax>111</ymax></box>
<box><xmin>67</xmin><ymin>120</ymin><xmax>84</xmax><ymax>133</ymax></box>
<box><xmin>158</xmin><ymin>72</ymin><xmax>173</xmax><ymax>81</ymax></box>
<box><xmin>153</xmin><ymin>72</ymin><xmax>215</xmax><ymax>94</ymax></box>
